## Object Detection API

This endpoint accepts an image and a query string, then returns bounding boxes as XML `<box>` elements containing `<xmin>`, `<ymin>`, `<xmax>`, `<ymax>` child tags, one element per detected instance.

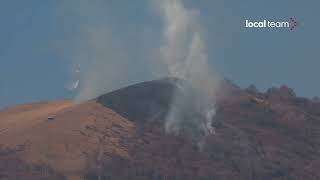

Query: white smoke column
<box><xmin>61</xmin><ymin>0</ymin><xmax>220</xmax><ymax>138</ymax></box>
<box><xmin>157</xmin><ymin>0</ymin><xmax>219</xmax><ymax>136</ymax></box>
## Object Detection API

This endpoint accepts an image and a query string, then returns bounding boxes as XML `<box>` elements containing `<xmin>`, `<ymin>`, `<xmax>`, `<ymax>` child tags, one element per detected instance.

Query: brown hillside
<box><xmin>1</xmin><ymin>79</ymin><xmax>320</xmax><ymax>179</ymax></box>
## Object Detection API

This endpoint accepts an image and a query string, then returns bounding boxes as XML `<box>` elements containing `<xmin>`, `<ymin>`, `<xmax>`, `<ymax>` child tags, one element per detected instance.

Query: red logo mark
<box><xmin>290</xmin><ymin>18</ymin><xmax>298</xmax><ymax>31</ymax></box>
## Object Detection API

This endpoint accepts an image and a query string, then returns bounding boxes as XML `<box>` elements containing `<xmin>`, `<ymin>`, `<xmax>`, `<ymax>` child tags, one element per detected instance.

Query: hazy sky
<box><xmin>0</xmin><ymin>0</ymin><xmax>319</xmax><ymax>108</ymax></box>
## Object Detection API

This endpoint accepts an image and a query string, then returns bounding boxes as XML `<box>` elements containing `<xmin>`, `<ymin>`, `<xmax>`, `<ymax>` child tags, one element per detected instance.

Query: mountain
<box><xmin>1</xmin><ymin>79</ymin><xmax>320</xmax><ymax>180</ymax></box>
<box><xmin>97</xmin><ymin>78</ymin><xmax>182</xmax><ymax>123</ymax></box>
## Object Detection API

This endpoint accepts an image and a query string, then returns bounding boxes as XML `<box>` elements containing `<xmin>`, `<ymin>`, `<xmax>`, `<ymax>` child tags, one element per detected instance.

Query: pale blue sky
<box><xmin>0</xmin><ymin>0</ymin><xmax>319</xmax><ymax>108</ymax></box>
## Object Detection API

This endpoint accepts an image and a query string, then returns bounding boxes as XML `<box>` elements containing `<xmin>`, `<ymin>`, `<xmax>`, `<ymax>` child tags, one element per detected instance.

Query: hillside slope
<box><xmin>0</xmin><ymin>100</ymin><xmax>136</xmax><ymax>179</ymax></box>
<box><xmin>1</xmin><ymin>80</ymin><xmax>320</xmax><ymax>180</ymax></box>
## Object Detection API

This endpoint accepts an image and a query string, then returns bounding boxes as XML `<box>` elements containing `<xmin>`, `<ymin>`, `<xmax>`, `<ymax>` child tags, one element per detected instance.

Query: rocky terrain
<box><xmin>1</xmin><ymin>79</ymin><xmax>320</xmax><ymax>180</ymax></box>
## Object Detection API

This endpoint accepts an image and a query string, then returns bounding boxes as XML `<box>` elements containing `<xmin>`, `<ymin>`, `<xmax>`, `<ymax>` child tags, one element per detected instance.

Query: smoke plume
<box><xmin>62</xmin><ymin>0</ymin><xmax>220</xmax><ymax>138</ymax></box>
<box><xmin>156</xmin><ymin>0</ymin><xmax>219</xmax><ymax>136</ymax></box>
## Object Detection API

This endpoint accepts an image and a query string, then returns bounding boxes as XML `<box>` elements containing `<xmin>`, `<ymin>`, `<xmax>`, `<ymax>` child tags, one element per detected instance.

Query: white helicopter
<box><xmin>67</xmin><ymin>64</ymin><xmax>81</xmax><ymax>91</ymax></box>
